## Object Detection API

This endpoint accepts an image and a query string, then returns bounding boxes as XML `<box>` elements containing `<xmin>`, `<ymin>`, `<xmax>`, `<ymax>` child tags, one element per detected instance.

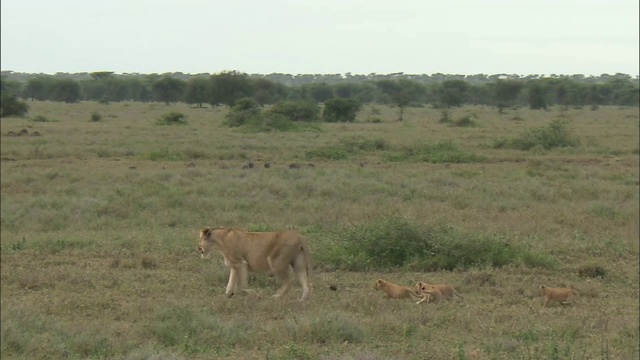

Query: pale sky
<box><xmin>1</xmin><ymin>0</ymin><xmax>638</xmax><ymax>76</ymax></box>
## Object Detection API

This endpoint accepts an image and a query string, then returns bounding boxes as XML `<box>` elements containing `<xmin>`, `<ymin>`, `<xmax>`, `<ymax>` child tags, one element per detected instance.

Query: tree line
<box><xmin>1</xmin><ymin>71</ymin><xmax>638</xmax><ymax>117</ymax></box>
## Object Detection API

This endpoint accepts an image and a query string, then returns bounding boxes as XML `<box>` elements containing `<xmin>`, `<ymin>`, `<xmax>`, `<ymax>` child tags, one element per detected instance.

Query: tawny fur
<box><xmin>539</xmin><ymin>285</ymin><xmax>579</xmax><ymax>307</ymax></box>
<box><xmin>198</xmin><ymin>227</ymin><xmax>312</xmax><ymax>301</ymax></box>
<box><xmin>415</xmin><ymin>281</ymin><xmax>464</xmax><ymax>301</ymax></box>
<box><xmin>374</xmin><ymin>279</ymin><xmax>421</xmax><ymax>300</ymax></box>
<box><xmin>416</xmin><ymin>285</ymin><xmax>443</xmax><ymax>304</ymax></box>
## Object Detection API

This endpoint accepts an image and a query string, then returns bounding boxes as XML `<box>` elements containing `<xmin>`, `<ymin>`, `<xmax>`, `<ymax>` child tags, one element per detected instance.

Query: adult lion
<box><xmin>197</xmin><ymin>227</ymin><xmax>312</xmax><ymax>301</ymax></box>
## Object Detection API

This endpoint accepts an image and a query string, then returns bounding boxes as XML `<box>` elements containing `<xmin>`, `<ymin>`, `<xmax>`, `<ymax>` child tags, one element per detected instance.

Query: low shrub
<box><xmin>577</xmin><ymin>263</ymin><xmax>606</xmax><ymax>279</ymax></box>
<box><xmin>157</xmin><ymin>112</ymin><xmax>187</xmax><ymax>125</ymax></box>
<box><xmin>318</xmin><ymin>217</ymin><xmax>551</xmax><ymax>271</ymax></box>
<box><xmin>494</xmin><ymin>119</ymin><xmax>579</xmax><ymax>150</ymax></box>
<box><xmin>386</xmin><ymin>141</ymin><xmax>485</xmax><ymax>163</ymax></box>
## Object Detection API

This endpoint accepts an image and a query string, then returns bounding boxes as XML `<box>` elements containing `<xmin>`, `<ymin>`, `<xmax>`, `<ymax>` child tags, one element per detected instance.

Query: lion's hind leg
<box><xmin>268</xmin><ymin>256</ymin><xmax>292</xmax><ymax>299</ymax></box>
<box><xmin>293</xmin><ymin>253</ymin><xmax>312</xmax><ymax>301</ymax></box>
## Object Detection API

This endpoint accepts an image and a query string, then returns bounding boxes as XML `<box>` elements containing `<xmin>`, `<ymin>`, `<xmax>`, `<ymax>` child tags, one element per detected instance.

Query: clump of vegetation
<box><xmin>386</xmin><ymin>141</ymin><xmax>484</xmax><ymax>163</ymax></box>
<box><xmin>266</xmin><ymin>100</ymin><xmax>320</xmax><ymax>122</ymax></box>
<box><xmin>577</xmin><ymin>263</ymin><xmax>606</xmax><ymax>279</ymax></box>
<box><xmin>319</xmin><ymin>217</ymin><xmax>551</xmax><ymax>271</ymax></box>
<box><xmin>452</xmin><ymin>115</ymin><xmax>476</xmax><ymax>127</ymax></box>
<box><xmin>493</xmin><ymin>119</ymin><xmax>579</xmax><ymax>150</ymax></box>
<box><xmin>224</xmin><ymin>97</ymin><xmax>262</xmax><ymax>127</ymax></box>
<box><xmin>322</xmin><ymin>97</ymin><xmax>362</xmax><ymax>123</ymax></box>
<box><xmin>157</xmin><ymin>112</ymin><xmax>187</xmax><ymax>125</ymax></box>
<box><xmin>439</xmin><ymin>110</ymin><xmax>451</xmax><ymax>123</ymax></box>
<box><xmin>90</xmin><ymin>111</ymin><xmax>102</xmax><ymax>122</ymax></box>
<box><xmin>305</xmin><ymin>135</ymin><xmax>388</xmax><ymax>160</ymax></box>
<box><xmin>0</xmin><ymin>94</ymin><xmax>29</xmax><ymax>117</ymax></box>
<box><xmin>31</xmin><ymin>115</ymin><xmax>52</xmax><ymax>122</ymax></box>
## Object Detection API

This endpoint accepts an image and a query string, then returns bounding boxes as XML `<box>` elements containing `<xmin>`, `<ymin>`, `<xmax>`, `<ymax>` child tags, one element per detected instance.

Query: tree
<box><xmin>305</xmin><ymin>83</ymin><xmax>334</xmax><ymax>103</ymax></box>
<box><xmin>209</xmin><ymin>71</ymin><xmax>254</xmax><ymax>107</ymax></box>
<box><xmin>323</xmin><ymin>97</ymin><xmax>362</xmax><ymax>122</ymax></box>
<box><xmin>528</xmin><ymin>82</ymin><xmax>547</xmax><ymax>109</ymax></box>
<box><xmin>151</xmin><ymin>76</ymin><xmax>185</xmax><ymax>105</ymax></box>
<box><xmin>493</xmin><ymin>80</ymin><xmax>523</xmax><ymax>113</ymax></box>
<box><xmin>184</xmin><ymin>77</ymin><xmax>209</xmax><ymax>107</ymax></box>
<box><xmin>375</xmin><ymin>79</ymin><xmax>422</xmax><ymax>120</ymax></box>
<box><xmin>439</xmin><ymin>80</ymin><xmax>468</xmax><ymax>108</ymax></box>
<box><xmin>23</xmin><ymin>77</ymin><xmax>53</xmax><ymax>101</ymax></box>
<box><xmin>52</xmin><ymin>78</ymin><xmax>81</xmax><ymax>103</ymax></box>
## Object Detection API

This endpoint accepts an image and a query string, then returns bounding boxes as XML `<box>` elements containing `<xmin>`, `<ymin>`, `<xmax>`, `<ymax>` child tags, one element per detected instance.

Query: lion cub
<box><xmin>375</xmin><ymin>279</ymin><xmax>421</xmax><ymax>300</ymax></box>
<box><xmin>539</xmin><ymin>285</ymin><xmax>579</xmax><ymax>307</ymax></box>
<box><xmin>416</xmin><ymin>285</ymin><xmax>443</xmax><ymax>304</ymax></box>
<box><xmin>415</xmin><ymin>281</ymin><xmax>464</xmax><ymax>303</ymax></box>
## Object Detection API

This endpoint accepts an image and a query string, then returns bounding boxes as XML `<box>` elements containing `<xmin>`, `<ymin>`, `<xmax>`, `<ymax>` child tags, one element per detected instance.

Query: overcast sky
<box><xmin>1</xmin><ymin>0</ymin><xmax>638</xmax><ymax>76</ymax></box>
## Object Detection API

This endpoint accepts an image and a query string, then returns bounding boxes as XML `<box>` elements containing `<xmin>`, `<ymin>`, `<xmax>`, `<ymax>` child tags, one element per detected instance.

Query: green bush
<box><xmin>224</xmin><ymin>97</ymin><xmax>262</xmax><ymax>128</ymax></box>
<box><xmin>0</xmin><ymin>93</ymin><xmax>29</xmax><ymax>117</ymax></box>
<box><xmin>157</xmin><ymin>112</ymin><xmax>187</xmax><ymax>125</ymax></box>
<box><xmin>322</xmin><ymin>97</ymin><xmax>362</xmax><ymax>123</ymax></box>
<box><xmin>495</xmin><ymin>119</ymin><xmax>579</xmax><ymax>150</ymax></box>
<box><xmin>318</xmin><ymin>217</ymin><xmax>551</xmax><ymax>271</ymax></box>
<box><xmin>90</xmin><ymin>111</ymin><xmax>102</xmax><ymax>122</ymax></box>
<box><xmin>267</xmin><ymin>100</ymin><xmax>320</xmax><ymax>122</ymax></box>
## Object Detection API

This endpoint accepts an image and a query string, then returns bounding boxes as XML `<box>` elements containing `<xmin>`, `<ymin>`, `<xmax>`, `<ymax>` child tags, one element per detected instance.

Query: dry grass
<box><xmin>1</xmin><ymin>101</ymin><xmax>638</xmax><ymax>359</ymax></box>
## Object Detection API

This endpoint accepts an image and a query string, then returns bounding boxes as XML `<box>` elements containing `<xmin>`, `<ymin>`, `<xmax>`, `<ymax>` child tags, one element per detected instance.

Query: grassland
<box><xmin>1</xmin><ymin>101</ymin><xmax>639</xmax><ymax>359</ymax></box>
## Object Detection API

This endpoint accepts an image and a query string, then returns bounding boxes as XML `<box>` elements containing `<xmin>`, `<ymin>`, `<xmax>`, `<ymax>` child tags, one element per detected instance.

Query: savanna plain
<box><xmin>1</xmin><ymin>101</ymin><xmax>639</xmax><ymax>360</ymax></box>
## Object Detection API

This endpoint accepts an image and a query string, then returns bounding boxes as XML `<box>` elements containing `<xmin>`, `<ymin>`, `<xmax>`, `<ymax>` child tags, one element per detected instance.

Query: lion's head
<box><xmin>197</xmin><ymin>227</ymin><xmax>215</xmax><ymax>258</ymax></box>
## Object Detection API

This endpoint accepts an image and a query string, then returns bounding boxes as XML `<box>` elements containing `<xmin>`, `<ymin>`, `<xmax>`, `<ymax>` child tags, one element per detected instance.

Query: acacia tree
<box><xmin>493</xmin><ymin>80</ymin><xmax>523</xmax><ymax>113</ymax></box>
<box><xmin>439</xmin><ymin>80</ymin><xmax>468</xmax><ymax>108</ymax></box>
<box><xmin>375</xmin><ymin>79</ymin><xmax>422</xmax><ymax>121</ymax></box>
<box><xmin>151</xmin><ymin>76</ymin><xmax>185</xmax><ymax>105</ymax></box>
<box><xmin>209</xmin><ymin>71</ymin><xmax>254</xmax><ymax>107</ymax></box>
<box><xmin>184</xmin><ymin>77</ymin><xmax>209</xmax><ymax>107</ymax></box>
<box><xmin>52</xmin><ymin>79</ymin><xmax>81</xmax><ymax>103</ymax></box>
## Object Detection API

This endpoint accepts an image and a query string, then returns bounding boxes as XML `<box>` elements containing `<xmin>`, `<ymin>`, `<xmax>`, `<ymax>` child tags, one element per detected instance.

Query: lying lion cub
<box><xmin>198</xmin><ymin>227</ymin><xmax>312</xmax><ymax>301</ymax></box>
<box><xmin>539</xmin><ymin>285</ymin><xmax>579</xmax><ymax>307</ymax></box>
<box><xmin>415</xmin><ymin>281</ymin><xmax>464</xmax><ymax>303</ymax></box>
<box><xmin>374</xmin><ymin>279</ymin><xmax>421</xmax><ymax>300</ymax></box>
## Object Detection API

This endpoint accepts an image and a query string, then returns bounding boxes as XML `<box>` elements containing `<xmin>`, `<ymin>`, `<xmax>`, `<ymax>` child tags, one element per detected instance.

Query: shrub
<box><xmin>322</xmin><ymin>97</ymin><xmax>362</xmax><ymax>123</ymax></box>
<box><xmin>90</xmin><ymin>111</ymin><xmax>102</xmax><ymax>122</ymax></box>
<box><xmin>386</xmin><ymin>141</ymin><xmax>484</xmax><ymax>163</ymax></box>
<box><xmin>496</xmin><ymin>119</ymin><xmax>578</xmax><ymax>150</ymax></box>
<box><xmin>319</xmin><ymin>217</ymin><xmax>551</xmax><ymax>271</ymax></box>
<box><xmin>157</xmin><ymin>112</ymin><xmax>187</xmax><ymax>125</ymax></box>
<box><xmin>31</xmin><ymin>115</ymin><xmax>51</xmax><ymax>122</ymax></box>
<box><xmin>452</xmin><ymin>115</ymin><xmax>475</xmax><ymax>127</ymax></box>
<box><xmin>224</xmin><ymin>97</ymin><xmax>261</xmax><ymax>127</ymax></box>
<box><xmin>267</xmin><ymin>100</ymin><xmax>320</xmax><ymax>122</ymax></box>
<box><xmin>0</xmin><ymin>93</ymin><xmax>29</xmax><ymax>117</ymax></box>
<box><xmin>577</xmin><ymin>263</ymin><xmax>606</xmax><ymax>279</ymax></box>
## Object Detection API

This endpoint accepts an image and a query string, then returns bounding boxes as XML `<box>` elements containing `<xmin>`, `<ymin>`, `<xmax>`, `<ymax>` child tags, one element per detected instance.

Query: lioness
<box><xmin>416</xmin><ymin>282</ymin><xmax>464</xmax><ymax>301</ymax></box>
<box><xmin>416</xmin><ymin>285</ymin><xmax>442</xmax><ymax>304</ymax></box>
<box><xmin>539</xmin><ymin>285</ymin><xmax>579</xmax><ymax>307</ymax></box>
<box><xmin>374</xmin><ymin>279</ymin><xmax>421</xmax><ymax>300</ymax></box>
<box><xmin>198</xmin><ymin>227</ymin><xmax>312</xmax><ymax>301</ymax></box>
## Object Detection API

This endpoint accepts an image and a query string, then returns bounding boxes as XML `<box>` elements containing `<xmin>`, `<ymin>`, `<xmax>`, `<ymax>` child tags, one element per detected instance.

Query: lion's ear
<box><xmin>201</xmin><ymin>228</ymin><xmax>211</xmax><ymax>236</ymax></box>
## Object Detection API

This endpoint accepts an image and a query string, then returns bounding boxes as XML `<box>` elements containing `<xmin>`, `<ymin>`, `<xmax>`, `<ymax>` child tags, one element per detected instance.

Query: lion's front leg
<box><xmin>238</xmin><ymin>261</ymin><xmax>249</xmax><ymax>289</ymax></box>
<box><xmin>225</xmin><ymin>267</ymin><xmax>240</xmax><ymax>297</ymax></box>
<box><xmin>223</xmin><ymin>256</ymin><xmax>243</xmax><ymax>297</ymax></box>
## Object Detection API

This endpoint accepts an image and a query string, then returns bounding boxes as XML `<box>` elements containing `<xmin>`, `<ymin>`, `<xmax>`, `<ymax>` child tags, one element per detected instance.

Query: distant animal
<box><xmin>374</xmin><ymin>279</ymin><xmax>421</xmax><ymax>300</ymax></box>
<box><xmin>415</xmin><ymin>282</ymin><xmax>464</xmax><ymax>302</ymax></box>
<box><xmin>538</xmin><ymin>285</ymin><xmax>579</xmax><ymax>307</ymax></box>
<box><xmin>197</xmin><ymin>227</ymin><xmax>312</xmax><ymax>301</ymax></box>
